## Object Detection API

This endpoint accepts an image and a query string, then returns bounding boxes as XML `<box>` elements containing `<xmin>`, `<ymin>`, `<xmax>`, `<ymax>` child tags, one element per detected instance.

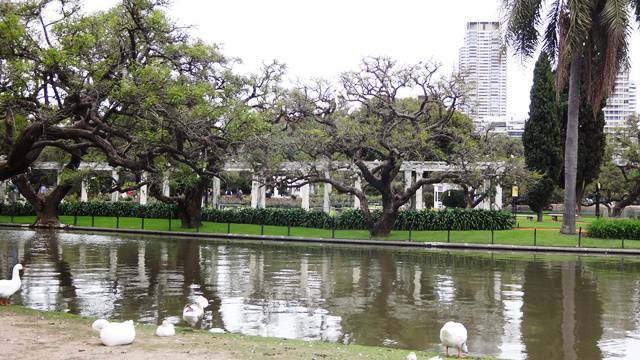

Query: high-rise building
<box><xmin>458</xmin><ymin>21</ymin><xmax>507</xmax><ymax>130</ymax></box>
<box><xmin>603</xmin><ymin>69</ymin><xmax>637</xmax><ymax>132</ymax></box>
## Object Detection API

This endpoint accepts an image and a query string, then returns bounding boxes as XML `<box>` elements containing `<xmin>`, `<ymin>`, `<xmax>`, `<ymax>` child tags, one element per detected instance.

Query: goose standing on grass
<box><xmin>155</xmin><ymin>319</ymin><xmax>176</xmax><ymax>337</ymax></box>
<box><xmin>91</xmin><ymin>319</ymin><xmax>136</xmax><ymax>346</ymax></box>
<box><xmin>183</xmin><ymin>295</ymin><xmax>209</xmax><ymax>327</ymax></box>
<box><xmin>439</xmin><ymin>321</ymin><xmax>468</xmax><ymax>358</ymax></box>
<box><xmin>0</xmin><ymin>264</ymin><xmax>24</xmax><ymax>305</ymax></box>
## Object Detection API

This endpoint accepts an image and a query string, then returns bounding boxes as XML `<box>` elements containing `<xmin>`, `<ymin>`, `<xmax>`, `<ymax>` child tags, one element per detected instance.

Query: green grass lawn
<box><xmin>0</xmin><ymin>214</ymin><xmax>636</xmax><ymax>250</ymax></box>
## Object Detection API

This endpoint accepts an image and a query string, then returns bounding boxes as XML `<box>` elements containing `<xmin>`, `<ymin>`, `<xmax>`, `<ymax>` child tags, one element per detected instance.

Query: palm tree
<box><xmin>503</xmin><ymin>0</ymin><xmax>640</xmax><ymax>234</ymax></box>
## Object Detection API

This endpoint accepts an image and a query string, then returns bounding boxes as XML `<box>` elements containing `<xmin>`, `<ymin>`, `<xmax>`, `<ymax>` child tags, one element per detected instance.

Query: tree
<box><xmin>1</xmin><ymin>0</ymin><xmax>272</xmax><ymax>227</ymax></box>
<box><xmin>523</xmin><ymin>52</ymin><xmax>562</xmax><ymax>221</ymax></box>
<box><xmin>504</xmin><ymin>0</ymin><xmax>640</xmax><ymax>234</ymax></box>
<box><xmin>597</xmin><ymin>114</ymin><xmax>640</xmax><ymax>216</ymax></box>
<box><xmin>264</xmin><ymin>57</ymin><xmax>464</xmax><ymax>237</ymax></box>
<box><xmin>449</xmin><ymin>130</ymin><xmax>530</xmax><ymax>209</ymax></box>
<box><xmin>560</xmin><ymin>95</ymin><xmax>606</xmax><ymax>210</ymax></box>
<box><xmin>147</xmin><ymin>62</ymin><xmax>283</xmax><ymax>228</ymax></box>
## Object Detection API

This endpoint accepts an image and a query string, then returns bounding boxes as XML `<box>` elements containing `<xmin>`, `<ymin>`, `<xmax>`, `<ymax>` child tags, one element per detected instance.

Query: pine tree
<box><xmin>522</xmin><ymin>52</ymin><xmax>562</xmax><ymax>221</ymax></box>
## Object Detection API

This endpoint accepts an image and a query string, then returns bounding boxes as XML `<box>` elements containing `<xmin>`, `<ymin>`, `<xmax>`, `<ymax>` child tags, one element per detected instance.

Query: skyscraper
<box><xmin>603</xmin><ymin>69</ymin><xmax>637</xmax><ymax>132</ymax></box>
<box><xmin>458</xmin><ymin>21</ymin><xmax>507</xmax><ymax>131</ymax></box>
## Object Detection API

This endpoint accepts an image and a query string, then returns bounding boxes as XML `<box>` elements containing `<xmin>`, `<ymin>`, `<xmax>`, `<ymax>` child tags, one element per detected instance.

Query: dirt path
<box><xmin>0</xmin><ymin>308</ymin><xmax>459</xmax><ymax>360</ymax></box>
<box><xmin>0</xmin><ymin>311</ymin><xmax>237</xmax><ymax>360</ymax></box>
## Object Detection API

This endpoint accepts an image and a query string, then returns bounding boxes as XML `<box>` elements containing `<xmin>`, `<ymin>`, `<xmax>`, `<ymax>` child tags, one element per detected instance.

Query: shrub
<box><xmin>0</xmin><ymin>201</ymin><xmax>514</xmax><ymax>231</ymax></box>
<box><xmin>588</xmin><ymin>219</ymin><xmax>640</xmax><ymax>240</ymax></box>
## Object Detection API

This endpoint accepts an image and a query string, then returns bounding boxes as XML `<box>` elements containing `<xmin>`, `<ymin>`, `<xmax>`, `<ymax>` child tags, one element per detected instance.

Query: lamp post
<box><xmin>511</xmin><ymin>185</ymin><xmax>518</xmax><ymax>219</ymax></box>
<box><xmin>595</xmin><ymin>182</ymin><xmax>601</xmax><ymax>219</ymax></box>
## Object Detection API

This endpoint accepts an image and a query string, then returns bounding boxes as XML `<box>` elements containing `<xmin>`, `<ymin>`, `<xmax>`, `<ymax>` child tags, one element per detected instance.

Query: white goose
<box><xmin>0</xmin><ymin>264</ymin><xmax>23</xmax><ymax>305</ymax></box>
<box><xmin>439</xmin><ymin>321</ymin><xmax>468</xmax><ymax>358</ymax></box>
<box><xmin>91</xmin><ymin>319</ymin><xmax>136</xmax><ymax>346</ymax></box>
<box><xmin>182</xmin><ymin>295</ymin><xmax>209</xmax><ymax>327</ymax></box>
<box><xmin>155</xmin><ymin>319</ymin><xmax>176</xmax><ymax>337</ymax></box>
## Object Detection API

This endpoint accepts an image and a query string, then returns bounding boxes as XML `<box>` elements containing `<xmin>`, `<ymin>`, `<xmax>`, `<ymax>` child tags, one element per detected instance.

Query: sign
<box><xmin>511</xmin><ymin>186</ymin><xmax>519</xmax><ymax>197</ymax></box>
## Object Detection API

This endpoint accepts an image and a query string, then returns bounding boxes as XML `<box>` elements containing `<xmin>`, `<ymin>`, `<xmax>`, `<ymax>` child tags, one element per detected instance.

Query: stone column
<box><xmin>251</xmin><ymin>177</ymin><xmax>259</xmax><ymax>208</ymax></box>
<box><xmin>301</xmin><ymin>183</ymin><xmax>310</xmax><ymax>210</ymax></box>
<box><xmin>415</xmin><ymin>182</ymin><xmax>424</xmax><ymax>210</ymax></box>
<box><xmin>80</xmin><ymin>179</ymin><xmax>88</xmax><ymax>202</ymax></box>
<box><xmin>323</xmin><ymin>169</ymin><xmax>331</xmax><ymax>214</ymax></box>
<box><xmin>111</xmin><ymin>170</ymin><xmax>119</xmax><ymax>202</ymax></box>
<box><xmin>212</xmin><ymin>176</ymin><xmax>220</xmax><ymax>209</ymax></box>
<box><xmin>494</xmin><ymin>184</ymin><xmax>503</xmax><ymax>210</ymax></box>
<box><xmin>404</xmin><ymin>170</ymin><xmax>413</xmax><ymax>209</ymax></box>
<box><xmin>139</xmin><ymin>172</ymin><xmax>148</xmax><ymax>205</ymax></box>
<box><xmin>353</xmin><ymin>176</ymin><xmax>361</xmax><ymax>209</ymax></box>
<box><xmin>259</xmin><ymin>181</ymin><xmax>266</xmax><ymax>209</ymax></box>
<box><xmin>251</xmin><ymin>176</ymin><xmax>265</xmax><ymax>209</ymax></box>
<box><xmin>56</xmin><ymin>170</ymin><xmax>62</xmax><ymax>186</ymax></box>
<box><xmin>0</xmin><ymin>181</ymin><xmax>6</xmax><ymax>204</ymax></box>
<box><xmin>162</xmin><ymin>174</ymin><xmax>170</xmax><ymax>197</ymax></box>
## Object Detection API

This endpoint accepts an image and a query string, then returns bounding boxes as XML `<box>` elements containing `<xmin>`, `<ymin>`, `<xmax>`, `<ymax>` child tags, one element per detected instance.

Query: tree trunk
<box><xmin>561</xmin><ymin>52</ymin><xmax>583</xmax><ymax>235</ymax></box>
<box><xmin>176</xmin><ymin>185</ymin><xmax>204</xmax><ymax>228</ymax></box>
<box><xmin>537</xmin><ymin>210</ymin><xmax>544</xmax><ymax>222</ymax></box>
<box><xmin>371</xmin><ymin>209</ymin><xmax>400</xmax><ymax>237</ymax></box>
<box><xmin>12</xmin><ymin>174</ymin><xmax>75</xmax><ymax>227</ymax></box>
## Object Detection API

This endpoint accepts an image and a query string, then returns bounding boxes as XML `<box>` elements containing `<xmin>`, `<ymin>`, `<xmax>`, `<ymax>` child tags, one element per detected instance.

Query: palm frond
<box><xmin>503</xmin><ymin>0</ymin><xmax>545</xmax><ymax>57</ymax></box>
<box><xmin>563</xmin><ymin>0</ymin><xmax>596</xmax><ymax>55</ymax></box>
<box><xmin>591</xmin><ymin>0</ymin><xmax>631</xmax><ymax>111</ymax></box>
<box><xmin>543</xmin><ymin>0</ymin><xmax>566</xmax><ymax>62</ymax></box>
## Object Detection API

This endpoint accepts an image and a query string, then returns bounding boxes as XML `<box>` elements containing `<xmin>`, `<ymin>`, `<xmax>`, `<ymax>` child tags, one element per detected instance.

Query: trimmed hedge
<box><xmin>0</xmin><ymin>201</ymin><xmax>515</xmax><ymax>231</ymax></box>
<box><xmin>588</xmin><ymin>219</ymin><xmax>640</xmax><ymax>240</ymax></box>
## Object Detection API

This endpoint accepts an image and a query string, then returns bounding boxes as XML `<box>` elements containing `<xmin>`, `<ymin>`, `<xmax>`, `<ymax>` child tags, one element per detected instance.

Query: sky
<box><xmin>85</xmin><ymin>0</ymin><xmax>640</xmax><ymax>119</ymax></box>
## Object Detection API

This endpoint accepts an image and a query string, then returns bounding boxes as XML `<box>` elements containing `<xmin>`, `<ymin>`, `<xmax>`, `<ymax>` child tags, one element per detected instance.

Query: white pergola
<box><xmin>19</xmin><ymin>160</ymin><xmax>503</xmax><ymax>212</ymax></box>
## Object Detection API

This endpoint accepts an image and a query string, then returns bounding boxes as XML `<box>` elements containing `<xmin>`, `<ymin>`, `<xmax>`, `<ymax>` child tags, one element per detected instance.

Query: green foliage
<box><xmin>588</xmin><ymin>219</ymin><xmax>640</xmax><ymax>240</ymax></box>
<box><xmin>559</xmin><ymin>85</ymin><xmax>607</xmax><ymax>194</ymax></box>
<box><xmin>523</xmin><ymin>53</ymin><xmax>562</xmax><ymax>215</ymax></box>
<box><xmin>527</xmin><ymin>176</ymin><xmax>555</xmax><ymax>214</ymax></box>
<box><xmin>0</xmin><ymin>202</ymin><xmax>514</xmax><ymax>230</ymax></box>
<box><xmin>441</xmin><ymin>190</ymin><xmax>466</xmax><ymax>208</ymax></box>
<box><xmin>523</xmin><ymin>52</ymin><xmax>562</xmax><ymax>178</ymax></box>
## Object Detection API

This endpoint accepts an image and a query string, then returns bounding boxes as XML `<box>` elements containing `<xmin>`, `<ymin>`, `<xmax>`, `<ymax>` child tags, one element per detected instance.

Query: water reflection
<box><xmin>1</xmin><ymin>230</ymin><xmax>640</xmax><ymax>359</ymax></box>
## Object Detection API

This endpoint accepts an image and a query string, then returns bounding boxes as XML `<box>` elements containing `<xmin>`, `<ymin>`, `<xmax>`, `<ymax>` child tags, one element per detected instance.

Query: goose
<box><xmin>439</xmin><ymin>321</ymin><xmax>468</xmax><ymax>358</ymax></box>
<box><xmin>208</xmin><ymin>327</ymin><xmax>226</xmax><ymax>334</ymax></box>
<box><xmin>182</xmin><ymin>295</ymin><xmax>209</xmax><ymax>327</ymax></box>
<box><xmin>0</xmin><ymin>264</ymin><xmax>24</xmax><ymax>305</ymax></box>
<box><xmin>92</xmin><ymin>319</ymin><xmax>136</xmax><ymax>346</ymax></box>
<box><xmin>406</xmin><ymin>352</ymin><xmax>417</xmax><ymax>360</ymax></box>
<box><xmin>155</xmin><ymin>319</ymin><xmax>175</xmax><ymax>337</ymax></box>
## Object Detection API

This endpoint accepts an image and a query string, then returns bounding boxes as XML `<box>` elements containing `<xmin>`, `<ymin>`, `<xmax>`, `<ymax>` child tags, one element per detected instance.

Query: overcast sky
<box><xmin>85</xmin><ymin>0</ymin><xmax>640</xmax><ymax>119</ymax></box>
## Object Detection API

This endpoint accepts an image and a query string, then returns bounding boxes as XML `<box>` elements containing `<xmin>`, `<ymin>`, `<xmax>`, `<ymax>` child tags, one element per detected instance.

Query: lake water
<box><xmin>1</xmin><ymin>229</ymin><xmax>640</xmax><ymax>359</ymax></box>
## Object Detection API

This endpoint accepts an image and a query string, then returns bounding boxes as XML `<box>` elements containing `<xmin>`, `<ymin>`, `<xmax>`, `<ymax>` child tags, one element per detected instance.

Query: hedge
<box><xmin>588</xmin><ymin>219</ymin><xmax>640</xmax><ymax>240</ymax></box>
<box><xmin>0</xmin><ymin>201</ymin><xmax>515</xmax><ymax>231</ymax></box>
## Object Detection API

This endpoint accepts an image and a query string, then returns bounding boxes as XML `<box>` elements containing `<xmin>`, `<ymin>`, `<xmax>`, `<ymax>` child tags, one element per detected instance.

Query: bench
<box><xmin>549</xmin><ymin>213</ymin><xmax>579</xmax><ymax>221</ymax></box>
<box><xmin>517</xmin><ymin>214</ymin><xmax>535</xmax><ymax>221</ymax></box>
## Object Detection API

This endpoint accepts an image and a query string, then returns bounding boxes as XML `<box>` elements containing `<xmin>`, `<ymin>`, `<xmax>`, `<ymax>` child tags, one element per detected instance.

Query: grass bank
<box><xmin>1</xmin><ymin>214</ymin><xmax>636</xmax><ymax>250</ymax></box>
<box><xmin>0</xmin><ymin>305</ymin><xmax>485</xmax><ymax>359</ymax></box>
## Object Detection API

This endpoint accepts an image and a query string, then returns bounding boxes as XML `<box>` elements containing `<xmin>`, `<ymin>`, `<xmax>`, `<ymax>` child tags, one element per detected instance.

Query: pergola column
<box><xmin>162</xmin><ymin>174</ymin><xmax>170</xmax><ymax>197</ymax></box>
<box><xmin>323</xmin><ymin>167</ymin><xmax>331</xmax><ymax>213</ymax></box>
<box><xmin>211</xmin><ymin>176</ymin><xmax>220</xmax><ymax>209</ymax></box>
<box><xmin>251</xmin><ymin>175</ymin><xmax>266</xmax><ymax>209</ymax></box>
<box><xmin>494</xmin><ymin>184</ymin><xmax>503</xmax><ymax>210</ymax></box>
<box><xmin>80</xmin><ymin>179</ymin><xmax>88</xmax><ymax>202</ymax></box>
<box><xmin>139</xmin><ymin>172</ymin><xmax>148</xmax><ymax>205</ymax></box>
<box><xmin>301</xmin><ymin>183</ymin><xmax>310</xmax><ymax>210</ymax></box>
<box><xmin>111</xmin><ymin>170</ymin><xmax>119</xmax><ymax>202</ymax></box>
<box><xmin>415</xmin><ymin>183</ymin><xmax>424</xmax><ymax>210</ymax></box>
<box><xmin>404</xmin><ymin>170</ymin><xmax>413</xmax><ymax>209</ymax></box>
<box><xmin>353</xmin><ymin>176</ymin><xmax>361</xmax><ymax>209</ymax></box>
<box><xmin>0</xmin><ymin>181</ymin><xmax>6</xmax><ymax>203</ymax></box>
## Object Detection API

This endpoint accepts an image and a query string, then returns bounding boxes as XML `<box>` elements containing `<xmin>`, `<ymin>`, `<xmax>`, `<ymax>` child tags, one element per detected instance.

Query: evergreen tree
<box><xmin>522</xmin><ymin>53</ymin><xmax>562</xmax><ymax>221</ymax></box>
